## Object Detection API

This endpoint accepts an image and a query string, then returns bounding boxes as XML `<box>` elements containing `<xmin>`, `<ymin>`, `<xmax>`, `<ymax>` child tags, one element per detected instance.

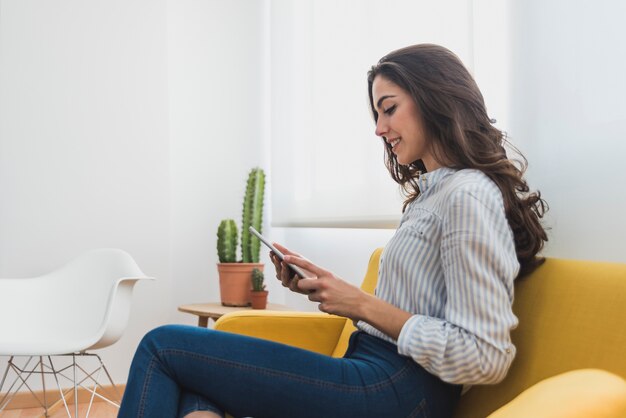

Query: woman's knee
<box><xmin>137</xmin><ymin>324</ymin><xmax>191</xmax><ymax>353</ymax></box>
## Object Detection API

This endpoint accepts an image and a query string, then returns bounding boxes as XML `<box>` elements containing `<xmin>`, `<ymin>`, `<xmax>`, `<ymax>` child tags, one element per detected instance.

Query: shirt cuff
<box><xmin>397</xmin><ymin>314</ymin><xmax>427</xmax><ymax>356</ymax></box>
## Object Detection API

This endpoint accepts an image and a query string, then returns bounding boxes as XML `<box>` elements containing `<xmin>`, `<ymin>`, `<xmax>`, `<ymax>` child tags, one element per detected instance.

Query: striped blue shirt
<box><xmin>357</xmin><ymin>167</ymin><xmax>519</xmax><ymax>385</ymax></box>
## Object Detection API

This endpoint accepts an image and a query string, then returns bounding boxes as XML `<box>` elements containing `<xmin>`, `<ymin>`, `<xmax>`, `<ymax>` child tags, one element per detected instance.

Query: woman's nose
<box><xmin>375</xmin><ymin>119</ymin><xmax>387</xmax><ymax>137</ymax></box>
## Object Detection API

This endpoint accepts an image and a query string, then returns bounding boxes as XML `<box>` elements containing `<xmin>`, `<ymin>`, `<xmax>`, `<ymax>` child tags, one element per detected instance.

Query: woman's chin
<box><xmin>396</xmin><ymin>156</ymin><xmax>410</xmax><ymax>165</ymax></box>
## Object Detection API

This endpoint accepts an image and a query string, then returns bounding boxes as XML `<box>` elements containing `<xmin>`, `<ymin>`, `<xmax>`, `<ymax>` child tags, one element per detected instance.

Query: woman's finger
<box><xmin>289</xmin><ymin>276</ymin><xmax>301</xmax><ymax>293</ymax></box>
<box><xmin>280</xmin><ymin>262</ymin><xmax>298</xmax><ymax>287</ymax></box>
<box><xmin>270</xmin><ymin>253</ymin><xmax>283</xmax><ymax>281</ymax></box>
<box><xmin>283</xmin><ymin>255</ymin><xmax>326</xmax><ymax>277</ymax></box>
<box><xmin>269</xmin><ymin>252</ymin><xmax>280</xmax><ymax>271</ymax></box>
<box><xmin>273</xmin><ymin>243</ymin><xmax>302</xmax><ymax>258</ymax></box>
<box><xmin>297</xmin><ymin>277</ymin><xmax>320</xmax><ymax>292</ymax></box>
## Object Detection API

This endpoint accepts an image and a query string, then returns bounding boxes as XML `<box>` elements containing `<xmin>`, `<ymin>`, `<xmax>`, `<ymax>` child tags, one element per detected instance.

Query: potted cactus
<box><xmin>250</xmin><ymin>268</ymin><xmax>268</xmax><ymax>309</ymax></box>
<box><xmin>216</xmin><ymin>168</ymin><xmax>266</xmax><ymax>306</ymax></box>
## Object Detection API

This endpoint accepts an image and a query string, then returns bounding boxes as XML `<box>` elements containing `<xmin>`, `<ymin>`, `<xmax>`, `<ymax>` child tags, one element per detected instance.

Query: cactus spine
<box><xmin>251</xmin><ymin>268</ymin><xmax>266</xmax><ymax>292</ymax></box>
<box><xmin>241</xmin><ymin>168</ymin><xmax>265</xmax><ymax>263</ymax></box>
<box><xmin>217</xmin><ymin>219</ymin><xmax>238</xmax><ymax>263</ymax></box>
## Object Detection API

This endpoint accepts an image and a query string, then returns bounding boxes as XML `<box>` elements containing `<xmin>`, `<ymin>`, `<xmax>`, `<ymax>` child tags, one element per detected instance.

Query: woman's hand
<box><xmin>269</xmin><ymin>243</ymin><xmax>312</xmax><ymax>296</ymax></box>
<box><xmin>270</xmin><ymin>243</ymin><xmax>369</xmax><ymax>320</ymax></box>
<box><xmin>270</xmin><ymin>243</ymin><xmax>413</xmax><ymax>339</ymax></box>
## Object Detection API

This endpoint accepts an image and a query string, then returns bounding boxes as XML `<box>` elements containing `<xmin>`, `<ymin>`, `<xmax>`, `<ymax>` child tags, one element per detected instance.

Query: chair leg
<box><xmin>48</xmin><ymin>356</ymin><xmax>75</xmax><ymax>418</ymax></box>
<box><xmin>1</xmin><ymin>354</ymin><xmax>121</xmax><ymax>418</ymax></box>
<box><xmin>40</xmin><ymin>356</ymin><xmax>50</xmax><ymax>417</ymax></box>
<box><xmin>73</xmin><ymin>354</ymin><xmax>79</xmax><ymax>418</ymax></box>
<box><xmin>0</xmin><ymin>357</ymin><xmax>13</xmax><ymax>410</ymax></box>
<box><xmin>52</xmin><ymin>353</ymin><xmax>122</xmax><ymax>418</ymax></box>
<box><xmin>0</xmin><ymin>356</ymin><xmax>16</xmax><ymax>412</ymax></box>
<box><xmin>95</xmin><ymin>354</ymin><xmax>122</xmax><ymax>405</ymax></box>
<box><xmin>71</xmin><ymin>354</ymin><xmax>121</xmax><ymax>409</ymax></box>
<box><xmin>0</xmin><ymin>357</ymin><xmax>11</xmax><ymax>393</ymax></box>
<box><xmin>0</xmin><ymin>356</ymin><xmax>48</xmax><ymax>413</ymax></box>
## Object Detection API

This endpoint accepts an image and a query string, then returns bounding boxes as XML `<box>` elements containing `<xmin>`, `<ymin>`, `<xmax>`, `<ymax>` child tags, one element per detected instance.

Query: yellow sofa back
<box><xmin>342</xmin><ymin>249</ymin><xmax>626</xmax><ymax>417</ymax></box>
<box><xmin>455</xmin><ymin>257</ymin><xmax>626</xmax><ymax>417</ymax></box>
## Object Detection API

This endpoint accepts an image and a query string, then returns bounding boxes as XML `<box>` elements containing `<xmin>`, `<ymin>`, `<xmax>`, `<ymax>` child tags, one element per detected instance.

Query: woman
<box><xmin>118</xmin><ymin>44</ymin><xmax>547</xmax><ymax>418</ymax></box>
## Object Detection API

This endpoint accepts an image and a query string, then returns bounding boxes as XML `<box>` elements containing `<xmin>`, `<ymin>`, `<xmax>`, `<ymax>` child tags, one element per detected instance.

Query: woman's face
<box><xmin>371</xmin><ymin>76</ymin><xmax>439</xmax><ymax>170</ymax></box>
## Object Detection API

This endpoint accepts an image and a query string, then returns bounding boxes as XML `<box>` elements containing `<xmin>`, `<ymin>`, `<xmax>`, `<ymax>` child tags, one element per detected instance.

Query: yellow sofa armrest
<box><xmin>214</xmin><ymin>310</ymin><xmax>348</xmax><ymax>356</ymax></box>
<box><xmin>487</xmin><ymin>369</ymin><xmax>626</xmax><ymax>418</ymax></box>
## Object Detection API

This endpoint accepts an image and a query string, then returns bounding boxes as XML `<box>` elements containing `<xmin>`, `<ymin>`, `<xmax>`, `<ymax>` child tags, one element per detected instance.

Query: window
<box><xmin>270</xmin><ymin>0</ymin><xmax>509</xmax><ymax>228</ymax></box>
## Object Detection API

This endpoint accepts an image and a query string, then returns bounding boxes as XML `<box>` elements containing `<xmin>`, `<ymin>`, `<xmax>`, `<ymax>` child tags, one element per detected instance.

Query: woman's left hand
<box><xmin>282</xmin><ymin>253</ymin><xmax>369</xmax><ymax>321</ymax></box>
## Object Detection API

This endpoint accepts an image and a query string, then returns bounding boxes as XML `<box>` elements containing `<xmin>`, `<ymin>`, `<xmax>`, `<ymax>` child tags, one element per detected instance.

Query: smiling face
<box><xmin>371</xmin><ymin>76</ymin><xmax>440</xmax><ymax>171</ymax></box>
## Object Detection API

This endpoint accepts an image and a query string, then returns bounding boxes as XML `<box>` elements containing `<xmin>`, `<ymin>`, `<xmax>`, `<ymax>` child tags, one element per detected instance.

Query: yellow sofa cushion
<box><xmin>487</xmin><ymin>369</ymin><xmax>626</xmax><ymax>418</ymax></box>
<box><xmin>215</xmin><ymin>311</ymin><xmax>347</xmax><ymax>356</ymax></box>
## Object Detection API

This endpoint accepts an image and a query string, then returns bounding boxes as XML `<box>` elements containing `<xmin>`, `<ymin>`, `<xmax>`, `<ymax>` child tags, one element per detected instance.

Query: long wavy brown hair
<box><xmin>367</xmin><ymin>44</ymin><xmax>548</xmax><ymax>277</ymax></box>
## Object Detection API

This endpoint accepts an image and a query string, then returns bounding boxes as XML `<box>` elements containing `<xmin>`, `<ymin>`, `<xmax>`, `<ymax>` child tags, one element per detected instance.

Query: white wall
<box><xmin>270</xmin><ymin>0</ymin><xmax>476</xmax><ymax>228</ymax></box>
<box><xmin>0</xmin><ymin>0</ymin><xmax>171</xmax><ymax>386</ymax></box>
<box><xmin>0</xmin><ymin>0</ymin><xmax>269</xmax><ymax>389</ymax></box>
<box><xmin>167</xmin><ymin>0</ymin><xmax>279</xmax><ymax>323</ymax></box>
<box><xmin>508</xmin><ymin>0</ymin><xmax>626</xmax><ymax>263</ymax></box>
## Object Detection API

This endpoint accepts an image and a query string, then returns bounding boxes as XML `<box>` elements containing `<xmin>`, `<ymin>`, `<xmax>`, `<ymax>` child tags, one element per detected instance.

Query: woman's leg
<box><xmin>119</xmin><ymin>325</ymin><xmax>460</xmax><ymax>418</ymax></box>
<box><xmin>177</xmin><ymin>390</ymin><xmax>225</xmax><ymax>418</ymax></box>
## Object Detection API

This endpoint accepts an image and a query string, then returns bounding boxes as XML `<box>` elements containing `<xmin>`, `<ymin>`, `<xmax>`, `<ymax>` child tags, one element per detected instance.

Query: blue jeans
<box><xmin>118</xmin><ymin>325</ymin><xmax>461</xmax><ymax>418</ymax></box>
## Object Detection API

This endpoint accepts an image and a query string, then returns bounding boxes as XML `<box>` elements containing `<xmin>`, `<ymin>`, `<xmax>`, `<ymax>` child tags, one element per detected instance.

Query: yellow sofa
<box><xmin>215</xmin><ymin>249</ymin><xmax>626</xmax><ymax>417</ymax></box>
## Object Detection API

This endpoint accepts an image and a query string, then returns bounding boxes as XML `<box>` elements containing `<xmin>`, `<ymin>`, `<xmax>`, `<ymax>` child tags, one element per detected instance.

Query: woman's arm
<box><xmin>270</xmin><ymin>244</ymin><xmax>412</xmax><ymax>340</ymax></box>
<box><xmin>284</xmin><ymin>255</ymin><xmax>413</xmax><ymax>340</ymax></box>
<box><xmin>395</xmin><ymin>183</ymin><xmax>519</xmax><ymax>385</ymax></box>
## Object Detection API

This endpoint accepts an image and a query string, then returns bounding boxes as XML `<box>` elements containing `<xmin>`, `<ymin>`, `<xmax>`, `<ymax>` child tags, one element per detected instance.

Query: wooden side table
<box><xmin>178</xmin><ymin>302</ymin><xmax>293</xmax><ymax>327</ymax></box>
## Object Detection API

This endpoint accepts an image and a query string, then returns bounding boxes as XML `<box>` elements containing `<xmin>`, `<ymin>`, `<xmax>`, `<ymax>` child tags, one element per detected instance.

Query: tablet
<box><xmin>248</xmin><ymin>226</ymin><xmax>308</xmax><ymax>278</ymax></box>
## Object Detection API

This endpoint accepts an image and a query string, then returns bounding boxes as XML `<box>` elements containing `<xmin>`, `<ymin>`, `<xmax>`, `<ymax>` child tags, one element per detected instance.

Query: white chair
<box><xmin>0</xmin><ymin>248</ymin><xmax>154</xmax><ymax>417</ymax></box>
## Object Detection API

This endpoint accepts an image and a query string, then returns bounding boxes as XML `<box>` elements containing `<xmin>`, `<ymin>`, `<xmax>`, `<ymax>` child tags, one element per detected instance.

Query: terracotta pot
<box><xmin>250</xmin><ymin>290</ymin><xmax>268</xmax><ymax>309</ymax></box>
<box><xmin>217</xmin><ymin>263</ymin><xmax>264</xmax><ymax>307</ymax></box>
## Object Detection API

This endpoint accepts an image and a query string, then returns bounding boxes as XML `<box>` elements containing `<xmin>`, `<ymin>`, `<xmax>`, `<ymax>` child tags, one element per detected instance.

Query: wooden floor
<box><xmin>0</xmin><ymin>402</ymin><xmax>118</xmax><ymax>418</ymax></box>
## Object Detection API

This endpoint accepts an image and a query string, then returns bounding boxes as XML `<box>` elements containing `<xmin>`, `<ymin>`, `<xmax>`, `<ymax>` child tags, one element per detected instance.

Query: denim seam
<box><xmin>159</xmin><ymin>348</ymin><xmax>414</xmax><ymax>394</ymax></box>
<box><xmin>137</xmin><ymin>356</ymin><xmax>159</xmax><ymax>418</ymax></box>
<box><xmin>407</xmin><ymin>398</ymin><xmax>428</xmax><ymax>418</ymax></box>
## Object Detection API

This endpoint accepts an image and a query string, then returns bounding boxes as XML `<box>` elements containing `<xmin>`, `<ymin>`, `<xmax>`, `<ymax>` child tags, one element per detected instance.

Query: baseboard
<box><xmin>3</xmin><ymin>384</ymin><xmax>126</xmax><ymax>410</ymax></box>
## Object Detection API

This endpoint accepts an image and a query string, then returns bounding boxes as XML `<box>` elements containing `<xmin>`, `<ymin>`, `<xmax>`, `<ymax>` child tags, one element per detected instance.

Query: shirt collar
<box><xmin>417</xmin><ymin>167</ymin><xmax>456</xmax><ymax>194</ymax></box>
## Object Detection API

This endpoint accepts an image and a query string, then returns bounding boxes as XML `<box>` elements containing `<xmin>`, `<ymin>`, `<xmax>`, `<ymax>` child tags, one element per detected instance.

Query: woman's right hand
<box><xmin>269</xmin><ymin>243</ymin><xmax>313</xmax><ymax>295</ymax></box>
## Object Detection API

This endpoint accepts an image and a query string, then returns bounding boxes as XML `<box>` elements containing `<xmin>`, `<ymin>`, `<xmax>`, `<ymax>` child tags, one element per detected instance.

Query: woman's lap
<box><xmin>118</xmin><ymin>324</ymin><xmax>460</xmax><ymax>418</ymax></box>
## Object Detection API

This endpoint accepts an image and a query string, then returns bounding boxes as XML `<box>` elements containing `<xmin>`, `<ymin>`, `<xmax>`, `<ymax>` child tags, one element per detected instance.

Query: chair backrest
<box><xmin>0</xmin><ymin>249</ymin><xmax>153</xmax><ymax>355</ymax></box>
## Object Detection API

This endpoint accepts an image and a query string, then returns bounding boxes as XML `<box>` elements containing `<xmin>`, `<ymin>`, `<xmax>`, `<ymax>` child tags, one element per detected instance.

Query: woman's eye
<box><xmin>383</xmin><ymin>105</ymin><xmax>397</xmax><ymax>115</ymax></box>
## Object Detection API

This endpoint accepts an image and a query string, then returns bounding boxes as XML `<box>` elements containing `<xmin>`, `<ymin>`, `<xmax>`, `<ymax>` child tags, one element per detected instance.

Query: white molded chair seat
<box><xmin>0</xmin><ymin>248</ymin><xmax>154</xmax><ymax>416</ymax></box>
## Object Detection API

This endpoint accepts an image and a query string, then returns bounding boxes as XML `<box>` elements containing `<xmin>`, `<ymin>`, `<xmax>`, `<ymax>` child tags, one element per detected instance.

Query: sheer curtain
<box><xmin>269</xmin><ymin>0</ymin><xmax>509</xmax><ymax>228</ymax></box>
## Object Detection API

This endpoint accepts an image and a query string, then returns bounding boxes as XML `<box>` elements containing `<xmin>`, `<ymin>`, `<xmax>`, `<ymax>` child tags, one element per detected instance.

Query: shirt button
<box><xmin>506</xmin><ymin>348</ymin><xmax>511</xmax><ymax>354</ymax></box>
